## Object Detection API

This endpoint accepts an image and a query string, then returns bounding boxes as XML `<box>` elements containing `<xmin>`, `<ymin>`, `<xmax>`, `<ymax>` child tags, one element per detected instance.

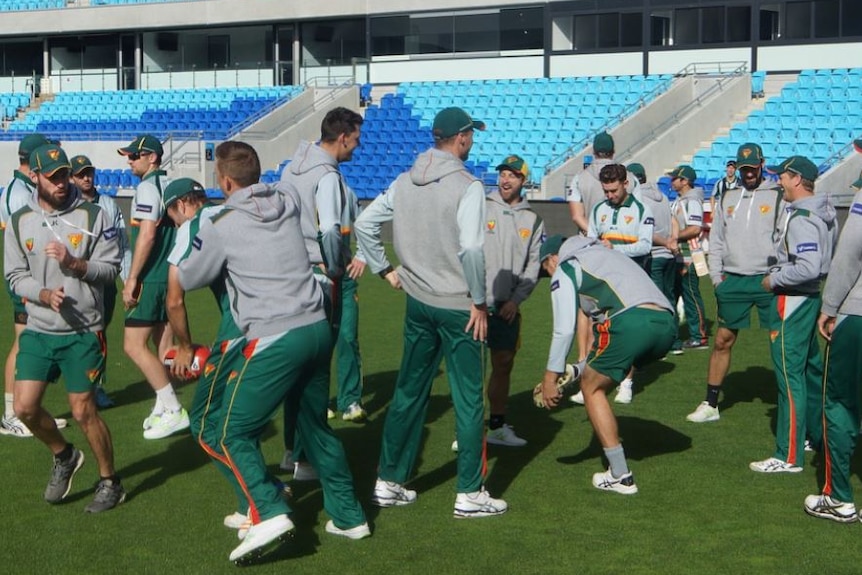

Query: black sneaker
<box><xmin>84</xmin><ymin>478</ymin><xmax>126</xmax><ymax>513</ymax></box>
<box><xmin>44</xmin><ymin>448</ymin><xmax>85</xmax><ymax>503</ymax></box>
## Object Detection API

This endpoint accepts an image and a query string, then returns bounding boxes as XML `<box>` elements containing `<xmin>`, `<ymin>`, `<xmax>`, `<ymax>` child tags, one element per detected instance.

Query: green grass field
<box><xmin>1</xmin><ymin>263</ymin><xmax>860</xmax><ymax>575</ymax></box>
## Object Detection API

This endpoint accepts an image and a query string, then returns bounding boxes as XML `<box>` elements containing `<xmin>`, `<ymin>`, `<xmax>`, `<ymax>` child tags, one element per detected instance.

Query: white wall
<box><xmin>757</xmin><ymin>43</ymin><xmax>862</xmax><ymax>72</ymax></box>
<box><xmin>370</xmin><ymin>52</ymin><xmax>543</xmax><ymax>84</ymax></box>
<box><xmin>648</xmin><ymin>47</ymin><xmax>752</xmax><ymax>75</ymax></box>
<box><xmin>550</xmin><ymin>52</ymin><xmax>642</xmax><ymax>77</ymax></box>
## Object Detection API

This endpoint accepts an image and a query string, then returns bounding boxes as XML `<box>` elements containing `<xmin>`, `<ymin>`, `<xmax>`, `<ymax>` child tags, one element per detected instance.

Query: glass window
<box><xmin>454</xmin><ymin>13</ymin><xmax>498</xmax><ymax>53</ymax></box>
<box><xmin>760</xmin><ymin>4</ymin><xmax>781</xmax><ymax>41</ymax></box>
<box><xmin>598</xmin><ymin>13</ymin><xmax>620</xmax><ymax>48</ymax></box>
<box><xmin>501</xmin><ymin>7</ymin><xmax>543</xmax><ymax>50</ymax></box>
<box><xmin>785</xmin><ymin>1</ymin><xmax>811</xmax><ymax>39</ymax></box>
<box><xmin>727</xmin><ymin>6</ymin><xmax>751</xmax><ymax>42</ymax></box>
<box><xmin>814</xmin><ymin>0</ymin><xmax>839</xmax><ymax>38</ymax></box>
<box><xmin>408</xmin><ymin>15</ymin><xmax>453</xmax><ymax>55</ymax></box>
<box><xmin>620</xmin><ymin>12</ymin><xmax>643</xmax><ymax>47</ymax></box>
<box><xmin>844</xmin><ymin>0</ymin><xmax>862</xmax><ymax>36</ymax></box>
<box><xmin>552</xmin><ymin>15</ymin><xmax>574</xmax><ymax>51</ymax></box>
<box><xmin>674</xmin><ymin>8</ymin><xmax>699</xmax><ymax>45</ymax></box>
<box><xmin>651</xmin><ymin>11</ymin><xmax>672</xmax><ymax>46</ymax></box>
<box><xmin>574</xmin><ymin>14</ymin><xmax>598</xmax><ymax>50</ymax></box>
<box><xmin>371</xmin><ymin>15</ymin><xmax>408</xmax><ymax>56</ymax></box>
<box><xmin>702</xmin><ymin>6</ymin><xmax>725</xmax><ymax>43</ymax></box>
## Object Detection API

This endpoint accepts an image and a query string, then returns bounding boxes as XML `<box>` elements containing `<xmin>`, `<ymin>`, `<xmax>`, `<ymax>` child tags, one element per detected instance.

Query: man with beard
<box><xmin>687</xmin><ymin>143</ymin><xmax>784</xmax><ymax>423</ymax></box>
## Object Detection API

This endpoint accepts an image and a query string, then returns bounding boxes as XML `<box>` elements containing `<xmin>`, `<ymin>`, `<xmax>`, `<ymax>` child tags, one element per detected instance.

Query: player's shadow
<box><xmin>719</xmin><ymin>366</ymin><xmax>776</xmax><ymax>412</ymax></box>
<box><xmin>556</xmin><ymin>415</ymin><xmax>691</xmax><ymax>465</ymax></box>
<box><xmin>634</xmin><ymin>359</ymin><xmax>676</xmax><ymax>394</ymax></box>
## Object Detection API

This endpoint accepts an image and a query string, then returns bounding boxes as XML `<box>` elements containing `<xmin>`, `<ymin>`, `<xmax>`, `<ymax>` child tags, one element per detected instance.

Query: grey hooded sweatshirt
<box><xmin>355</xmin><ymin>148</ymin><xmax>486</xmax><ymax>311</ymax></box>
<box><xmin>484</xmin><ymin>190</ymin><xmax>544</xmax><ymax>307</ymax></box>
<box><xmin>767</xmin><ymin>193</ymin><xmax>837</xmax><ymax>295</ymax></box>
<box><xmin>5</xmin><ymin>189</ymin><xmax>120</xmax><ymax>334</ymax></box>
<box><xmin>638</xmin><ymin>182</ymin><xmax>673</xmax><ymax>259</ymax></box>
<box><xmin>822</xmin><ymin>190</ymin><xmax>862</xmax><ymax>317</ymax></box>
<box><xmin>280</xmin><ymin>140</ymin><xmax>355</xmax><ymax>277</ymax></box>
<box><xmin>177</xmin><ymin>183</ymin><xmax>325</xmax><ymax>340</ymax></box>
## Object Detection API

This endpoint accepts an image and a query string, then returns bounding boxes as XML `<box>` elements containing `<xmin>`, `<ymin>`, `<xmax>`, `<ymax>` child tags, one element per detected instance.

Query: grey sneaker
<box><xmin>84</xmin><ymin>478</ymin><xmax>126</xmax><ymax>513</ymax></box>
<box><xmin>44</xmin><ymin>448</ymin><xmax>85</xmax><ymax>503</ymax></box>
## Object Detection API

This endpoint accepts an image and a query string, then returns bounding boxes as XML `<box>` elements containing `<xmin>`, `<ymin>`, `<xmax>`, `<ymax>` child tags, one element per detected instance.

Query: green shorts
<box><xmin>16</xmin><ymin>330</ymin><xmax>105</xmax><ymax>393</ymax></box>
<box><xmin>487</xmin><ymin>311</ymin><xmax>521</xmax><ymax>351</ymax></box>
<box><xmin>124</xmin><ymin>281</ymin><xmax>168</xmax><ymax>326</ymax></box>
<box><xmin>5</xmin><ymin>279</ymin><xmax>27</xmax><ymax>325</ymax></box>
<box><xmin>588</xmin><ymin>308</ymin><xmax>676</xmax><ymax>383</ymax></box>
<box><xmin>715</xmin><ymin>273</ymin><xmax>775</xmax><ymax>330</ymax></box>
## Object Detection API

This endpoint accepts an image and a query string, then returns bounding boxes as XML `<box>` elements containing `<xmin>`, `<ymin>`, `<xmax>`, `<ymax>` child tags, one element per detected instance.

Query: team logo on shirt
<box><xmin>192</xmin><ymin>236</ymin><xmax>203</xmax><ymax>250</ymax></box>
<box><xmin>68</xmin><ymin>233</ymin><xmax>83</xmax><ymax>249</ymax></box>
<box><xmin>550</xmin><ymin>279</ymin><xmax>560</xmax><ymax>292</ymax></box>
<box><xmin>759</xmin><ymin>205</ymin><xmax>771</xmax><ymax>214</ymax></box>
<box><xmin>726</xmin><ymin>206</ymin><xmax>735</xmax><ymax>216</ymax></box>
<box><xmin>797</xmin><ymin>242</ymin><xmax>818</xmax><ymax>253</ymax></box>
<box><xmin>486</xmin><ymin>220</ymin><xmax>496</xmax><ymax>232</ymax></box>
<box><xmin>137</xmin><ymin>204</ymin><xmax>153</xmax><ymax>214</ymax></box>
<box><xmin>645</xmin><ymin>217</ymin><xmax>654</xmax><ymax>225</ymax></box>
<box><xmin>103</xmin><ymin>227</ymin><xmax>118</xmax><ymax>240</ymax></box>
<box><xmin>769</xmin><ymin>330</ymin><xmax>779</xmax><ymax>343</ymax></box>
<box><xmin>624</xmin><ymin>216</ymin><xmax>633</xmax><ymax>224</ymax></box>
<box><xmin>25</xmin><ymin>238</ymin><xmax>34</xmax><ymax>252</ymax></box>
<box><xmin>690</xmin><ymin>215</ymin><xmax>702</xmax><ymax>222</ymax></box>
<box><xmin>600</xmin><ymin>215</ymin><xmax>607</xmax><ymax>223</ymax></box>
<box><xmin>851</xmin><ymin>203</ymin><xmax>862</xmax><ymax>215</ymax></box>
<box><xmin>519</xmin><ymin>227</ymin><xmax>530</xmax><ymax>239</ymax></box>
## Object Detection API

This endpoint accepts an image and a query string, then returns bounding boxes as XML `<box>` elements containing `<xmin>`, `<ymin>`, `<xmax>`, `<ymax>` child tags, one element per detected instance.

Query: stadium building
<box><xmin>0</xmin><ymin>0</ymin><xmax>860</xmax><ymax>204</ymax></box>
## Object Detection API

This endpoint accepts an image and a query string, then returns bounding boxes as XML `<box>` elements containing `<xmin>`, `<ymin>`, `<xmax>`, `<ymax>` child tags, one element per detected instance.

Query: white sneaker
<box><xmin>293</xmin><ymin>461</ymin><xmax>319</xmax><ymax>481</ymax></box>
<box><xmin>749</xmin><ymin>457</ymin><xmax>802</xmax><ymax>473</ymax></box>
<box><xmin>224</xmin><ymin>511</ymin><xmax>248</xmax><ymax>529</ymax></box>
<box><xmin>451</xmin><ymin>439</ymin><xmax>459</xmax><ymax>452</ymax></box>
<box><xmin>569</xmin><ymin>390</ymin><xmax>585</xmax><ymax>405</ymax></box>
<box><xmin>592</xmin><ymin>469</ymin><xmax>638</xmax><ymax>495</ymax></box>
<box><xmin>229</xmin><ymin>514</ymin><xmax>294</xmax><ymax>564</ymax></box>
<box><xmin>486</xmin><ymin>424</ymin><xmax>527</xmax><ymax>447</ymax></box>
<box><xmin>342</xmin><ymin>402</ymin><xmax>367</xmax><ymax>422</ymax></box>
<box><xmin>0</xmin><ymin>415</ymin><xmax>33</xmax><ymax>437</ymax></box>
<box><xmin>279</xmin><ymin>449</ymin><xmax>294</xmax><ymax>472</ymax></box>
<box><xmin>804</xmin><ymin>494</ymin><xmax>858</xmax><ymax>523</ymax></box>
<box><xmin>327</xmin><ymin>408</ymin><xmax>335</xmax><ymax>420</ymax></box>
<box><xmin>804</xmin><ymin>439</ymin><xmax>815</xmax><ymax>452</ymax></box>
<box><xmin>142</xmin><ymin>408</ymin><xmax>190</xmax><ymax>440</ymax></box>
<box><xmin>371</xmin><ymin>478</ymin><xmax>417</xmax><ymax>507</ymax></box>
<box><xmin>454</xmin><ymin>488</ymin><xmax>507</xmax><ymax>518</ymax></box>
<box><xmin>614</xmin><ymin>385</ymin><xmax>633</xmax><ymax>404</ymax></box>
<box><xmin>142</xmin><ymin>409</ymin><xmax>164</xmax><ymax>431</ymax></box>
<box><xmin>325</xmin><ymin>519</ymin><xmax>371</xmax><ymax>539</ymax></box>
<box><xmin>686</xmin><ymin>401</ymin><xmax>720</xmax><ymax>423</ymax></box>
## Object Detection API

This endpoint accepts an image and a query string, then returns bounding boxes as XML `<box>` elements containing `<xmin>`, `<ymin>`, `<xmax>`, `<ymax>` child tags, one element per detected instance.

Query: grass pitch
<box><xmin>1</xmin><ymin>260</ymin><xmax>859</xmax><ymax>574</ymax></box>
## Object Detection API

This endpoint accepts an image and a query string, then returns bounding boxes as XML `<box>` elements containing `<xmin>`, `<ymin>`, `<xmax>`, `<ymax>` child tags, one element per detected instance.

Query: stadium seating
<box><xmin>688</xmin><ymin>67</ymin><xmax>862</xmax><ymax>195</ymax></box>
<box><xmin>2</xmin><ymin>86</ymin><xmax>303</xmax><ymax>141</ymax></box>
<box><xmin>0</xmin><ymin>92</ymin><xmax>29</xmax><ymax>121</ymax></box>
<box><xmin>339</xmin><ymin>75</ymin><xmax>674</xmax><ymax>199</ymax></box>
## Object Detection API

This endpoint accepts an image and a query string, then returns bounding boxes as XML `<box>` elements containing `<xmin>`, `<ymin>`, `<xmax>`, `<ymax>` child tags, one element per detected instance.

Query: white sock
<box><xmin>4</xmin><ymin>392</ymin><xmax>13</xmax><ymax>418</ymax></box>
<box><xmin>620</xmin><ymin>378</ymin><xmax>634</xmax><ymax>390</ymax></box>
<box><xmin>155</xmin><ymin>384</ymin><xmax>182</xmax><ymax>412</ymax></box>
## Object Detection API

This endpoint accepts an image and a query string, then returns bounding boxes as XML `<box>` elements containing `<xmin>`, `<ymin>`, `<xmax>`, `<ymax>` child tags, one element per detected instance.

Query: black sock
<box><xmin>706</xmin><ymin>386</ymin><xmax>721</xmax><ymax>408</ymax></box>
<box><xmin>56</xmin><ymin>443</ymin><xmax>74</xmax><ymax>462</ymax></box>
<box><xmin>489</xmin><ymin>414</ymin><xmax>506</xmax><ymax>430</ymax></box>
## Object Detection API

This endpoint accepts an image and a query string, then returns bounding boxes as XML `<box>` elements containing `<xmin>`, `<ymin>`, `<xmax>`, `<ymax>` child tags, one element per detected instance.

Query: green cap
<box><xmin>118</xmin><ymin>134</ymin><xmax>164</xmax><ymax>157</ymax></box>
<box><xmin>29</xmin><ymin>144</ymin><xmax>71</xmax><ymax>177</ymax></box>
<box><xmin>432</xmin><ymin>107</ymin><xmax>485</xmax><ymax>140</ymax></box>
<box><xmin>496</xmin><ymin>154</ymin><xmax>529</xmax><ymax>179</ymax></box>
<box><xmin>540</xmin><ymin>234</ymin><xmax>566</xmax><ymax>263</ymax></box>
<box><xmin>627</xmin><ymin>162</ymin><xmax>646</xmax><ymax>181</ymax></box>
<box><xmin>736</xmin><ymin>142</ymin><xmax>764</xmax><ymax>168</ymax></box>
<box><xmin>767</xmin><ymin>155</ymin><xmax>819</xmax><ymax>182</ymax></box>
<box><xmin>163</xmin><ymin>178</ymin><xmax>206</xmax><ymax>209</ymax></box>
<box><xmin>668</xmin><ymin>164</ymin><xmax>697</xmax><ymax>182</ymax></box>
<box><xmin>18</xmin><ymin>133</ymin><xmax>50</xmax><ymax>158</ymax></box>
<box><xmin>69</xmin><ymin>155</ymin><xmax>94</xmax><ymax>175</ymax></box>
<box><xmin>851</xmin><ymin>169</ymin><xmax>862</xmax><ymax>190</ymax></box>
<box><xmin>593</xmin><ymin>131</ymin><xmax>614</xmax><ymax>154</ymax></box>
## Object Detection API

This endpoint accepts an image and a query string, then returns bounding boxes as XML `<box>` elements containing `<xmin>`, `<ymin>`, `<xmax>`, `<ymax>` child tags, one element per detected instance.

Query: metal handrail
<box><xmin>543</xmin><ymin>60</ymin><xmax>749</xmax><ymax>175</ymax></box>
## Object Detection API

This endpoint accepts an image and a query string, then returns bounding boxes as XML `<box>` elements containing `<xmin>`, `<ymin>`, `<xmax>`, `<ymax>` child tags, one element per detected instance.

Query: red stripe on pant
<box><xmin>594</xmin><ymin>319</ymin><xmax>611</xmax><ymax>358</ymax></box>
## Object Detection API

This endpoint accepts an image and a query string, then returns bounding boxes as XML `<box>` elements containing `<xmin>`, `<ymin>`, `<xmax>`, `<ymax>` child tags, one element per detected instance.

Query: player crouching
<box><xmin>537</xmin><ymin>235</ymin><xmax>675</xmax><ymax>494</ymax></box>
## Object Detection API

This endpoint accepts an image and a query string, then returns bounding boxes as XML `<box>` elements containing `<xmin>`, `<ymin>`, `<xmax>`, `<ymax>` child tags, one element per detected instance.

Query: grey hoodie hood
<box><xmin>410</xmin><ymin>148</ymin><xmax>467</xmax><ymax>187</ymax></box>
<box><xmin>288</xmin><ymin>140</ymin><xmax>337</xmax><ymax>177</ymax></box>
<box><xmin>559</xmin><ymin>235</ymin><xmax>600</xmax><ymax>262</ymax></box>
<box><xmin>486</xmin><ymin>189</ymin><xmax>533</xmax><ymax>212</ymax></box>
<box><xmin>794</xmin><ymin>193</ymin><xmax>836</xmax><ymax>227</ymax></box>
<box><xmin>224</xmin><ymin>182</ymin><xmax>284</xmax><ymax>224</ymax></box>
<box><xmin>680</xmin><ymin>186</ymin><xmax>705</xmax><ymax>204</ymax></box>
<box><xmin>638</xmin><ymin>182</ymin><xmax>664</xmax><ymax>202</ymax></box>
<box><xmin>26</xmin><ymin>184</ymin><xmax>83</xmax><ymax>216</ymax></box>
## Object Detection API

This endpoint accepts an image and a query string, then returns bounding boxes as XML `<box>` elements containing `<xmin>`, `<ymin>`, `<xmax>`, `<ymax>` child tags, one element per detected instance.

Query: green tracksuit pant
<box><xmin>820</xmin><ymin>315</ymin><xmax>862</xmax><ymax>504</ymax></box>
<box><xmin>769</xmin><ymin>294</ymin><xmax>823</xmax><ymax>466</ymax></box>
<box><xmin>649</xmin><ymin>256</ymin><xmax>676</xmax><ymax>308</ymax></box>
<box><xmin>335</xmin><ymin>275</ymin><xmax>363</xmax><ymax>411</ymax></box>
<box><xmin>378</xmin><ymin>296</ymin><xmax>485</xmax><ymax>493</ymax></box>
<box><xmin>676</xmin><ymin>261</ymin><xmax>708</xmax><ymax>343</ymax></box>
<box><xmin>223</xmin><ymin>321</ymin><xmax>365</xmax><ymax>528</ymax></box>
